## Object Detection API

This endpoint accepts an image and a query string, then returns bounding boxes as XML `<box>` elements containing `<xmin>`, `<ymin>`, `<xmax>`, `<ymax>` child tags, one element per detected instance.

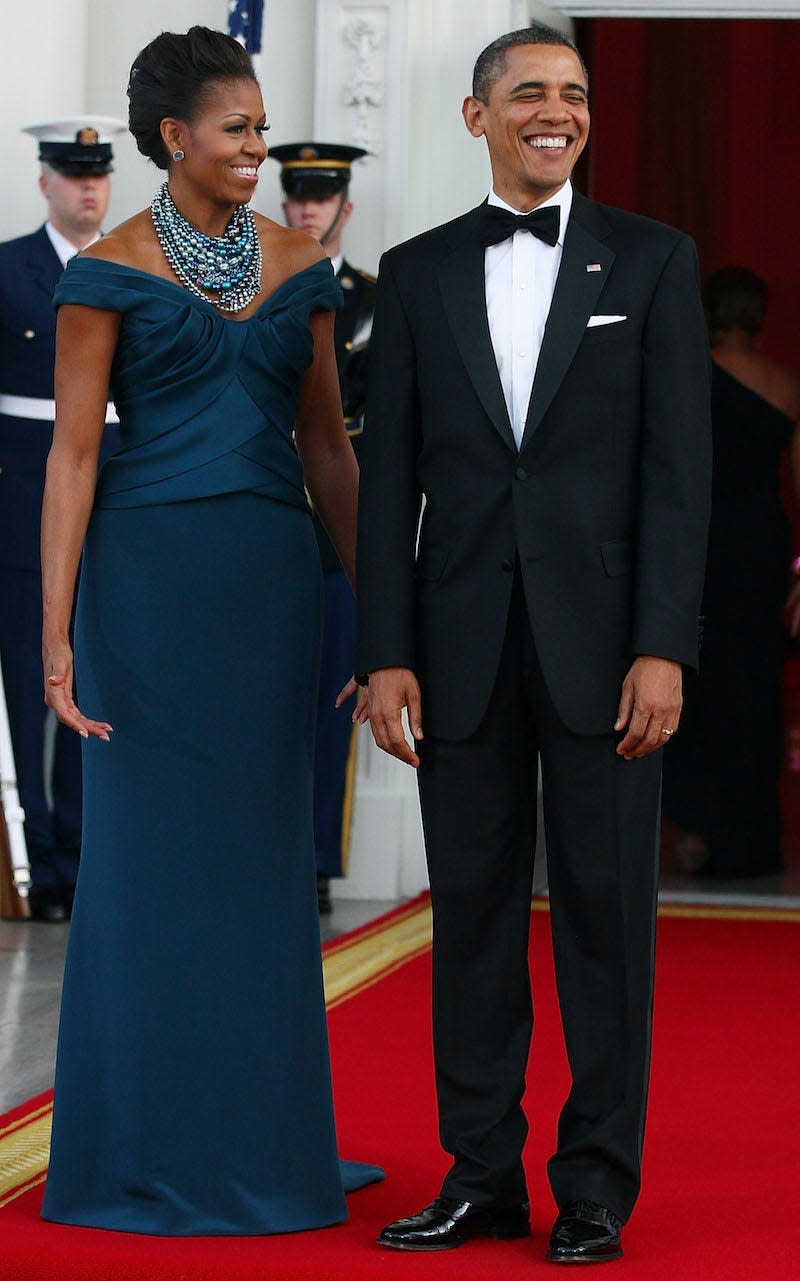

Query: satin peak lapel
<box><xmin>437</xmin><ymin>224</ymin><xmax>516</xmax><ymax>454</ymax></box>
<box><xmin>520</xmin><ymin>213</ymin><xmax>615</xmax><ymax>451</ymax></box>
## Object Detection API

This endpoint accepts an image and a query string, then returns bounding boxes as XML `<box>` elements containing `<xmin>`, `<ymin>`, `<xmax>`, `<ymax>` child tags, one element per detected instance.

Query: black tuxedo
<box><xmin>357</xmin><ymin>193</ymin><xmax>710</xmax><ymax>737</ymax></box>
<box><xmin>356</xmin><ymin>192</ymin><xmax>711</xmax><ymax>1220</ymax></box>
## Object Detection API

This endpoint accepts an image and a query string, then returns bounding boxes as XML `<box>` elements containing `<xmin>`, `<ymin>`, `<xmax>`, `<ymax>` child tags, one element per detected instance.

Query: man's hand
<box><xmin>360</xmin><ymin>667</ymin><xmax>423</xmax><ymax>767</ymax></box>
<box><xmin>614</xmin><ymin>656</ymin><xmax>682</xmax><ymax>760</ymax></box>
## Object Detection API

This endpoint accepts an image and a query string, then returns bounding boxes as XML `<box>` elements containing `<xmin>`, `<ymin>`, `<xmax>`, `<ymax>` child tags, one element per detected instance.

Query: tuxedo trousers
<box><xmin>416</xmin><ymin>574</ymin><xmax>661</xmax><ymax>1223</ymax></box>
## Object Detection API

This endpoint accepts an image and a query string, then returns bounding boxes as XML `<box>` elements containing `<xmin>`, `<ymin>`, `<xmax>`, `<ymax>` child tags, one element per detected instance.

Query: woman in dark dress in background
<box><xmin>39</xmin><ymin>27</ymin><xmax>379</xmax><ymax>1235</ymax></box>
<box><xmin>663</xmin><ymin>267</ymin><xmax>800</xmax><ymax>878</ymax></box>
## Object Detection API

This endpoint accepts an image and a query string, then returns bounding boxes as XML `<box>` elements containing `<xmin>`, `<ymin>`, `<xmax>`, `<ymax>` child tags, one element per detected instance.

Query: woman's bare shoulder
<box><xmin>255</xmin><ymin>215</ymin><xmax>326</xmax><ymax>271</ymax></box>
<box><xmin>80</xmin><ymin>211</ymin><xmax>162</xmax><ymax>272</ymax></box>
<box><xmin>769</xmin><ymin>362</ymin><xmax>800</xmax><ymax>422</ymax></box>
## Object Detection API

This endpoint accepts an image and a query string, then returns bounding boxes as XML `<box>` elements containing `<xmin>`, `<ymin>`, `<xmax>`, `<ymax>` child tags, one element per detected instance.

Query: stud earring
<box><xmin>172</xmin><ymin>149</ymin><xmax>185</xmax><ymax>161</ymax></box>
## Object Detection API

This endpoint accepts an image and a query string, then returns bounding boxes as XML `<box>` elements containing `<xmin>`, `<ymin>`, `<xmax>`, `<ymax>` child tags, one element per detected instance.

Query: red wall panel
<box><xmin>584</xmin><ymin>18</ymin><xmax>800</xmax><ymax>368</ymax></box>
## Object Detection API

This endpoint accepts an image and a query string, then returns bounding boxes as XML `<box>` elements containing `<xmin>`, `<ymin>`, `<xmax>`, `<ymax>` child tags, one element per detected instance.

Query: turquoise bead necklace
<box><xmin>150</xmin><ymin>181</ymin><xmax>262</xmax><ymax>314</ymax></box>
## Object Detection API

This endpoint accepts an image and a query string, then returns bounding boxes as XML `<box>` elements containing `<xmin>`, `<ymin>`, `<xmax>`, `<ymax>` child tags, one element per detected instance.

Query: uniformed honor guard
<box><xmin>0</xmin><ymin>116</ymin><xmax>124</xmax><ymax>921</ymax></box>
<box><xmin>269</xmin><ymin>142</ymin><xmax>375</xmax><ymax>913</ymax></box>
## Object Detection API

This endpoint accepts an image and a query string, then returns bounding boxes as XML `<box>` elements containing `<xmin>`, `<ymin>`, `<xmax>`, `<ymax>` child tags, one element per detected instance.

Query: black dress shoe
<box><xmin>27</xmin><ymin>885</ymin><xmax>70</xmax><ymax>923</ymax></box>
<box><xmin>316</xmin><ymin>874</ymin><xmax>332</xmax><ymax>914</ymax></box>
<box><xmin>546</xmin><ymin>1200</ymin><xmax>623</xmax><ymax>1263</ymax></box>
<box><xmin>378</xmin><ymin>1196</ymin><xmax>530</xmax><ymax>1251</ymax></box>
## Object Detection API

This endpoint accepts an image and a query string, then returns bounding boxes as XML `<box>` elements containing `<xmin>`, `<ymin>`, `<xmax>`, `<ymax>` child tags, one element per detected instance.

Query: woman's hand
<box><xmin>44</xmin><ymin>642</ymin><xmax>113</xmax><ymax>741</ymax></box>
<box><xmin>334</xmin><ymin>677</ymin><xmax>371</xmax><ymax>726</ymax></box>
<box><xmin>334</xmin><ymin>676</ymin><xmax>359</xmax><ymax>708</ymax></box>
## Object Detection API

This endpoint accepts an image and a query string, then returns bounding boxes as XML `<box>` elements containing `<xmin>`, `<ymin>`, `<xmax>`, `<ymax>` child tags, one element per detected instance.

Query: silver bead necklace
<box><xmin>150</xmin><ymin>181</ymin><xmax>262</xmax><ymax>314</ymax></box>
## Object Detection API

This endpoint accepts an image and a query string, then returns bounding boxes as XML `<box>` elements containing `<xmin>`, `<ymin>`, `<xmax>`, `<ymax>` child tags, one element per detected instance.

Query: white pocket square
<box><xmin>586</xmin><ymin>314</ymin><xmax>627</xmax><ymax>328</ymax></box>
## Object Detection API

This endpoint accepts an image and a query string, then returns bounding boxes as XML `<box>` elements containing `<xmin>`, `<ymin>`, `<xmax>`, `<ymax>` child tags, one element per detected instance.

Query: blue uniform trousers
<box><xmin>0</xmin><ymin>566</ymin><xmax>81</xmax><ymax>888</ymax></box>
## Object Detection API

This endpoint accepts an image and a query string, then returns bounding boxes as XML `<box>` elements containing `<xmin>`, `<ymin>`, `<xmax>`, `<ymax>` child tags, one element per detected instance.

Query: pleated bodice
<box><xmin>53</xmin><ymin>256</ymin><xmax>342</xmax><ymax>510</ymax></box>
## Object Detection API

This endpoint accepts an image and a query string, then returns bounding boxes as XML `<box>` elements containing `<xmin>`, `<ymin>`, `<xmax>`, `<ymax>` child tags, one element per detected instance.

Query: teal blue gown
<box><xmin>41</xmin><ymin>257</ymin><xmax>381</xmax><ymax>1235</ymax></box>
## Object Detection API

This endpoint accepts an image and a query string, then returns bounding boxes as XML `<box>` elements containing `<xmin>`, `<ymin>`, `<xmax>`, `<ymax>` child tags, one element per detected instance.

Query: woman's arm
<box><xmin>294</xmin><ymin>308</ymin><xmax>359</xmax><ymax>591</ymax></box>
<box><xmin>41</xmin><ymin>302</ymin><xmax>120</xmax><ymax>738</ymax></box>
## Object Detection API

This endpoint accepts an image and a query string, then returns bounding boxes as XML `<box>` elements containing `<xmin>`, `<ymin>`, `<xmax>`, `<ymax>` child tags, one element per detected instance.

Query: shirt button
<box><xmin>515</xmin><ymin>466</ymin><xmax>528</xmax><ymax>481</ymax></box>
<box><xmin>519</xmin><ymin>282</ymin><xmax>528</xmax><ymax>291</ymax></box>
<box><xmin>518</xmin><ymin>351</ymin><xmax>528</xmax><ymax>359</ymax></box>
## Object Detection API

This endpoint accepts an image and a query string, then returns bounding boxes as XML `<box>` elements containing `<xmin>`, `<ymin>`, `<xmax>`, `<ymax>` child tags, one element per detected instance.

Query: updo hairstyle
<box><xmin>127</xmin><ymin>25</ymin><xmax>257</xmax><ymax>170</ymax></box>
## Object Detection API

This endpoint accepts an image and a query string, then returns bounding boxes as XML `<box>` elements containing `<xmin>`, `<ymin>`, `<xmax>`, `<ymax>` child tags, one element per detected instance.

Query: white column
<box><xmin>510</xmin><ymin>1</ymin><xmax>575</xmax><ymax>33</ymax></box>
<box><xmin>311</xmin><ymin>0</ymin><xmax>522</xmax><ymax>273</ymax></box>
<box><xmin>339</xmin><ymin>724</ymin><xmax>427</xmax><ymax>901</ymax></box>
<box><xmin>320</xmin><ymin>1</ymin><xmax>522</xmax><ymax>900</ymax></box>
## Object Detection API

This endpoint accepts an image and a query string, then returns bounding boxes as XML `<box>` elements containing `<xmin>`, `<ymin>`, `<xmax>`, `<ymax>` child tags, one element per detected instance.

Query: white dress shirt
<box><xmin>45</xmin><ymin>221</ymin><xmax>101</xmax><ymax>269</ymax></box>
<box><xmin>485</xmin><ymin>180</ymin><xmax>573</xmax><ymax>449</ymax></box>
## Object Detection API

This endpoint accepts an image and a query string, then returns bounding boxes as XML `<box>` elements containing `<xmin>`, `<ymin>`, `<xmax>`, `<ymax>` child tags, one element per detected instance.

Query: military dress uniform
<box><xmin>269</xmin><ymin>143</ymin><xmax>374</xmax><ymax>902</ymax></box>
<box><xmin>0</xmin><ymin>119</ymin><xmax>122</xmax><ymax>919</ymax></box>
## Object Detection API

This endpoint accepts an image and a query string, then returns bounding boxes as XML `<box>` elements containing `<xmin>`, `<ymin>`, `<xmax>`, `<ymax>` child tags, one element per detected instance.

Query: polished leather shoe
<box><xmin>27</xmin><ymin>885</ymin><xmax>70</xmax><ymax>923</ymax></box>
<box><xmin>378</xmin><ymin>1196</ymin><xmax>530</xmax><ymax>1251</ymax></box>
<box><xmin>546</xmin><ymin>1200</ymin><xmax>622</xmax><ymax>1263</ymax></box>
<box><xmin>316</xmin><ymin>874</ymin><xmax>332</xmax><ymax>915</ymax></box>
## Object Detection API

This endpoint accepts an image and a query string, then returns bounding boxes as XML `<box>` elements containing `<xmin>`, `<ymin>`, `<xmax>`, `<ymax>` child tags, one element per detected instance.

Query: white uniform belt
<box><xmin>0</xmin><ymin>393</ymin><xmax>119</xmax><ymax>425</ymax></box>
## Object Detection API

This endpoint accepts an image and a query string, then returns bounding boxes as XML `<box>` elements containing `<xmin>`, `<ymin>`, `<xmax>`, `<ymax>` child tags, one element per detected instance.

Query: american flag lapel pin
<box><xmin>586</xmin><ymin>263</ymin><xmax>602</xmax><ymax>273</ymax></box>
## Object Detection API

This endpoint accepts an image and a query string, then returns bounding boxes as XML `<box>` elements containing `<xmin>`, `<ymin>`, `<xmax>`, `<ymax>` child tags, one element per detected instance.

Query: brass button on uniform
<box><xmin>24</xmin><ymin>329</ymin><xmax>35</xmax><ymax>339</ymax></box>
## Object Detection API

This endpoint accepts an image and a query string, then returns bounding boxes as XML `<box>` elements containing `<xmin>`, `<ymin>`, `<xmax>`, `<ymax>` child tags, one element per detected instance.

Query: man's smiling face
<box><xmin>462</xmin><ymin>43</ymin><xmax>589</xmax><ymax>211</ymax></box>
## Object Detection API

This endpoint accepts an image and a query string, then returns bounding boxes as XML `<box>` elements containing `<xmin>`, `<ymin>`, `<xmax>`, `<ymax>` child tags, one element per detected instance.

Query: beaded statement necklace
<box><xmin>150</xmin><ymin>181</ymin><xmax>262</xmax><ymax>314</ymax></box>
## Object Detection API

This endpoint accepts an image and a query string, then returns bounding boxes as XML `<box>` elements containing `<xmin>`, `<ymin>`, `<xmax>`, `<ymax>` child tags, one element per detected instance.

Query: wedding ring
<box><xmin>661</xmin><ymin>728</ymin><xmax>674</xmax><ymax>736</ymax></box>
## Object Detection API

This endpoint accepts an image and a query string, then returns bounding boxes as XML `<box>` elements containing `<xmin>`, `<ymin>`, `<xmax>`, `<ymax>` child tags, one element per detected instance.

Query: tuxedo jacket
<box><xmin>356</xmin><ymin>192</ymin><xmax>712</xmax><ymax>740</ymax></box>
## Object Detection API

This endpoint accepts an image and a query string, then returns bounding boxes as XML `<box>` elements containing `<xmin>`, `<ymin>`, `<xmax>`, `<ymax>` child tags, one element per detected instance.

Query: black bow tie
<box><xmin>479</xmin><ymin>204</ymin><xmax>560</xmax><ymax>249</ymax></box>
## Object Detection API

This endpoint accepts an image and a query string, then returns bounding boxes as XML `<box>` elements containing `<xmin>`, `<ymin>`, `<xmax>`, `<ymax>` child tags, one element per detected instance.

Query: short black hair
<box><xmin>472</xmin><ymin>24</ymin><xmax>588</xmax><ymax>103</ymax></box>
<box><xmin>127</xmin><ymin>26</ymin><xmax>257</xmax><ymax>170</ymax></box>
<box><xmin>704</xmin><ymin>266</ymin><xmax>767</xmax><ymax>336</ymax></box>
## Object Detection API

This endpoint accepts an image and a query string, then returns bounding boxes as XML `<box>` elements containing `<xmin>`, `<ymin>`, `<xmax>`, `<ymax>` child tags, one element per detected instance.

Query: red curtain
<box><xmin>582</xmin><ymin>18</ymin><xmax>800</xmax><ymax>368</ymax></box>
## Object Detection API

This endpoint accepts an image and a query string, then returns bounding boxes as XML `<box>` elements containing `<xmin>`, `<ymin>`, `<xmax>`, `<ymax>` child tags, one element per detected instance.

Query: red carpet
<box><xmin>1</xmin><ymin>897</ymin><xmax>798</xmax><ymax>1279</ymax></box>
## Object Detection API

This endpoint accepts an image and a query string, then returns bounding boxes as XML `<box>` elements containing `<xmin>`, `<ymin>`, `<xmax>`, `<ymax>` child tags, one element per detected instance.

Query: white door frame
<box><xmin>550</xmin><ymin>1</ymin><xmax>799</xmax><ymax>16</ymax></box>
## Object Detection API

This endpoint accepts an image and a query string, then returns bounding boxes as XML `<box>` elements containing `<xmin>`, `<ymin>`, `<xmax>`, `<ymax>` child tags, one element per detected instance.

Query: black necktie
<box><xmin>479</xmin><ymin>204</ymin><xmax>560</xmax><ymax>249</ymax></box>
